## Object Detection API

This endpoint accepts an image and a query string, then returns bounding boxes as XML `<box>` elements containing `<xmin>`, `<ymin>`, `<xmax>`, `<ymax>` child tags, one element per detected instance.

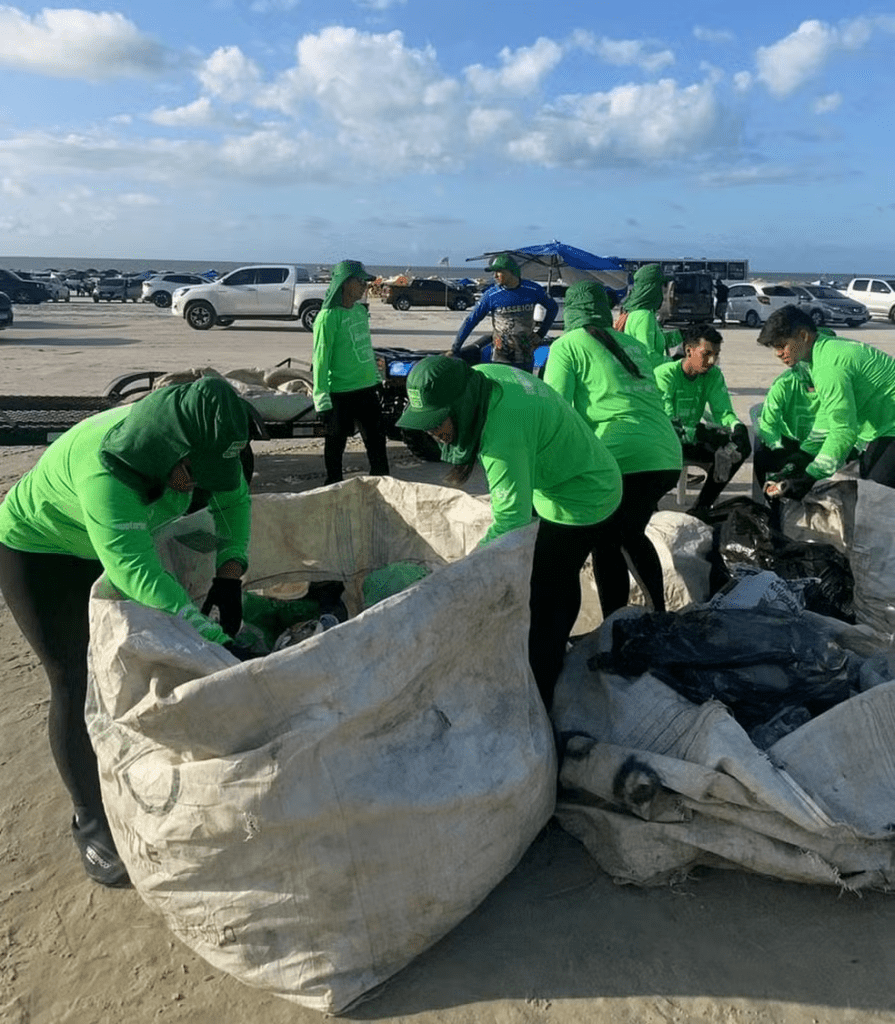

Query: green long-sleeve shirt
<box><xmin>474</xmin><ymin>364</ymin><xmax>622</xmax><ymax>544</ymax></box>
<box><xmin>758</xmin><ymin>367</ymin><xmax>819</xmax><ymax>451</ymax></box>
<box><xmin>621</xmin><ymin>309</ymin><xmax>681</xmax><ymax>372</ymax></box>
<box><xmin>0</xmin><ymin>405</ymin><xmax>250</xmax><ymax>644</ymax></box>
<box><xmin>312</xmin><ymin>303</ymin><xmax>381</xmax><ymax>411</ymax></box>
<box><xmin>805</xmin><ymin>334</ymin><xmax>895</xmax><ymax>479</ymax></box>
<box><xmin>654</xmin><ymin>360</ymin><xmax>741</xmax><ymax>441</ymax></box>
<box><xmin>543</xmin><ymin>326</ymin><xmax>681</xmax><ymax>475</ymax></box>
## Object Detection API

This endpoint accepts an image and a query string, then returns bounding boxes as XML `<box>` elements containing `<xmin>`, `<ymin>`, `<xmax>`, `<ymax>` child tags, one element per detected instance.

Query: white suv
<box><xmin>21</xmin><ymin>271</ymin><xmax>70</xmax><ymax>302</ymax></box>
<box><xmin>141</xmin><ymin>273</ymin><xmax>209</xmax><ymax>308</ymax></box>
<box><xmin>844</xmin><ymin>278</ymin><xmax>895</xmax><ymax>322</ymax></box>
<box><xmin>724</xmin><ymin>282</ymin><xmax>800</xmax><ymax>327</ymax></box>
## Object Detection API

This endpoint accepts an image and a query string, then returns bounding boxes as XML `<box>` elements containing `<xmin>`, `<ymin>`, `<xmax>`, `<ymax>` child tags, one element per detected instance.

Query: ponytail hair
<box><xmin>585</xmin><ymin>326</ymin><xmax>644</xmax><ymax>379</ymax></box>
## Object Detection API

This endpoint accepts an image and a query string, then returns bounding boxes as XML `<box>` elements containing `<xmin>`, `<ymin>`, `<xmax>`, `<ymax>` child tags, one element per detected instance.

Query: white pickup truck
<box><xmin>171</xmin><ymin>265</ymin><xmax>328</xmax><ymax>331</ymax></box>
<box><xmin>843</xmin><ymin>277</ymin><xmax>895</xmax><ymax>323</ymax></box>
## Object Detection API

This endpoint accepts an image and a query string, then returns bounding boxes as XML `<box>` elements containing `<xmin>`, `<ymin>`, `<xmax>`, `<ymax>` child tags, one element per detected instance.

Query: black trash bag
<box><xmin>709</xmin><ymin>498</ymin><xmax>855</xmax><ymax>623</ymax></box>
<box><xmin>590</xmin><ymin>607</ymin><xmax>857</xmax><ymax>733</ymax></box>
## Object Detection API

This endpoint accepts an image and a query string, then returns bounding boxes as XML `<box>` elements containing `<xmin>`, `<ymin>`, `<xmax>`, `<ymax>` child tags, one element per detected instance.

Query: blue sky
<box><xmin>1</xmin><ymin>0</ymin><xmax>893</xmax><ymax>271</ymax></box>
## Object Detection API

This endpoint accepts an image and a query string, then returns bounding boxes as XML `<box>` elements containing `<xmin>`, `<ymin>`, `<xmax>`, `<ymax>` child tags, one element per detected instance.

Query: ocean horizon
<box><xmin>1</xmin><ymin>254</ymin><xmax>889</xmax><ymax>285</ymax></box>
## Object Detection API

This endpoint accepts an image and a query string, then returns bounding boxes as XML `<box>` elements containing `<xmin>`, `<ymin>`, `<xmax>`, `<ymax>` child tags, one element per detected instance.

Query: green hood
<box><xmin>623</xmin><ymin>264</ymin><xmax>669</xmax><ymax>312</ymax></box>
<box><xmin>100</xmin><ymin>377</ymin><xmax>250</xmax><ymax>501</ymax></box>
<box><xmin>322</xmin><ymin>259</ymin><xmax>376</xmax><ymax>310</ymax></box>
<box><xmin>563</xmin><ymin>281</ymin><xmax>613</xmax><ymax>332</ymax></box>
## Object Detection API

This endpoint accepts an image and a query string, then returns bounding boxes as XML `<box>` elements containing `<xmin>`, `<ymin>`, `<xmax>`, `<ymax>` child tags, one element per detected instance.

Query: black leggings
<box><xmin>860</xmin><ymin>436</ymin><xmax>895</xmax><ymax>486</ymax></box>
<box><xmin>596</xmin><ymin>468</ymin><xmax>681</xmax><ymax>612</ymax></box>
<box><xmin>0</xmin><ymin>544</ymin><xmax>105</xmax><ymax>821</ymax></box>
<box><xmin>528</xmin><ymin>514</ymin><xmax>626</xmax><ymax>708</ymax></box>
<box><xmin>682</xmin><ymin>440</ymin><xmax>747</xmax><ymax>509</ymax></box>
<box><xmin>324</xmin><ymin>385</ymin><xmax>390</xmax><ymax>484</ymax></box>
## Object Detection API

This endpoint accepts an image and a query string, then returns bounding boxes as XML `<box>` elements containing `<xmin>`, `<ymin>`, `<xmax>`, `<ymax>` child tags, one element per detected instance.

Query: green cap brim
<box><xmin>396</xmin><ymin>403</ymin><xmax>451</xmax><ymax>432</ymax></box>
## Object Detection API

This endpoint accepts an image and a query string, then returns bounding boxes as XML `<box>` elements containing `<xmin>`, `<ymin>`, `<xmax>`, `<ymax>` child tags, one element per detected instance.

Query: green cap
<box><xmin>396</xmin><ymin>356</ymin><xmax>471</xmax><ymax>431</ymax></box>
<box><xmin>332</xmin><ymin>259</ymin><xmax>375</xmax><ymax>283</ymax></box>
<box><xmin>487</xmin><ymin>254</ymin><xmax>522</xmax><ymax>277</ymax></box>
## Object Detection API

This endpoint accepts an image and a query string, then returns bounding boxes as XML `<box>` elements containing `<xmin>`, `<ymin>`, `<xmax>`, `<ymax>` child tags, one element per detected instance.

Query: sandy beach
<box><xmin>2</xmin><ymin>297</ymin><xmax>895</xmax><ymax>1024</ymax></box>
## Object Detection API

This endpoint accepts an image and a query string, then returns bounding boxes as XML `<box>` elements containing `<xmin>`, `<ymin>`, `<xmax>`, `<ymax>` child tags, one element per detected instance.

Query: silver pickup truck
<box><xmin>172</xmin><ymin>265</ymin><xmax>328</xmax><ymax>331</ymax></box>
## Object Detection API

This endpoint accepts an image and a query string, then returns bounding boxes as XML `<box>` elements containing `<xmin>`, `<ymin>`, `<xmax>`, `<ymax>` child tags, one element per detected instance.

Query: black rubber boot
<box><xmin>71</xmin><ymin>815</ymin><xmax>130</xmax><ymax>888</ymax></box>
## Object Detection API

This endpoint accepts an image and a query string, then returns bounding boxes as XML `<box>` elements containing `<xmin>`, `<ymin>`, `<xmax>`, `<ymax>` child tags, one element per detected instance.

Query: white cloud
<box><xmin>118</xmin><ymin>192</ymin><xmax>161</xmax><ymax>206</ymax></box>
<box><xmin>465</xmin><ymin>37</ymin><xmax>564</xmax><ymax>95</ymax></box>
<box><xmin>755</xmin><ymin>17</ymin><xmax>895</xmax><ymax>96</ymax></box>
<box><xmin>0</xmin><ymin>7</ymin><xmax>172</xmax><ymax>80</ymax></box>
<box><xmin>813</xmin><ymin>92</ymin><xmax>842</xmax><ymax>114</ymax></box>
<box><xmin>733</xmin><ymin>71</ymin><xmax>752</xmax><ymax>92</ymax></box>
<box><xmin>693</xmin><ymin>26</ymin><xmax>734</xmax><ymax>44</ymax></box>
<box><xmin>507</xmin><ymin>78</ymin><xmax>720</xmax><ymax>166</ymax></box>
<box><xmin>149</xmin><ymin>97</ymin><xmax>250</xmax><ymax>129</ymax></box>
<box><xmin>571</xmin><ymin>30</ymin><xmax>674</xmax><ymax>72</ymax></box>
<box><xmin>198</xmin><ymin>46</ymin><xmax>263</xmax><ymax>101</ymax></box>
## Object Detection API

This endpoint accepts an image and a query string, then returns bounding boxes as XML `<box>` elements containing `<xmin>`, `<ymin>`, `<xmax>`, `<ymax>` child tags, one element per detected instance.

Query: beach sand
<box><xmin>2</xmin><ymin>298</ymin><xmax>895</xmax><ymax>1024</ymax></box>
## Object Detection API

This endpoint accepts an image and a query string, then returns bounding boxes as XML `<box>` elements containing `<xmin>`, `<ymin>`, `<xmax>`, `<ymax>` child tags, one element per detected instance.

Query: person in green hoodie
<box><xmin>757</xmin><ymin>304</ymin><xmax>895</xmax><ymax>501</ymax></box>
<box><xmin>0</xmin><ymin>377</ymin><xmax>256</xmax><ymax>887</ymax></box>
<box><xmin>312</xmin><ymin>259</ymin><xmax>390</xmax><ymax>484</ymax></box>
<box><xmin>543</xmin><ymin>281</ymin><xmax>682</xmax><ymax>611</ymax></box>
<box><xmin>396</xmin><ymin>355</ymin><xmax>623</xmax><ymax>708</ymax></box>
<box><xmin>618</xmin><ymin>264</ymin><xmax>683</xmax><ymax>371</ymax></box>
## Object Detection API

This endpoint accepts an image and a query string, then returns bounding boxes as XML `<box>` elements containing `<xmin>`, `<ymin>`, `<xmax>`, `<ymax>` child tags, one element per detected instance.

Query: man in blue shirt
<box><xmin>451</xmin><ymin>254</ymin><xmax>558</xmax><ymax>372</ymax></box>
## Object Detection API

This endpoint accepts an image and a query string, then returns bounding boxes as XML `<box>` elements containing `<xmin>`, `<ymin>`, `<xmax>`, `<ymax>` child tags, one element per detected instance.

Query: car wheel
<box><xmin>889</xmin><ymin>306</ymin><xmax>895</xmax><ymax>324</ymax></box>
<box><xmin>745</xmin><ymin>309</ymin><xmax>761</xmax><ymax>328</ymax></box>
<box><xmin>809</xmin><ymin>309</ymin><xmax>825</xmax><ymax>326</ymax></box>
<box><xmin>93</xmin><ymin>295</ymin><xmax>100</xmax><ymax>303</ymax></box>
<box><xmin>395</xmin><ymin>297</ymin><xmax>411</xmax><ymax>311</ymax></box>
<box><xmin>185</xmin><ymin>301</ymin><xmax>216</xmax><ymax>330</ymax></box>
<box><xmin>846</xmin><ymin>320</ymin><xmax>863</xmax><ymax>328</ymax></box>
<box><xmin>152</xmin><ymin>291</ymin><xmax>172</xmax><ymax>308</ymax></box>
<box><xmin>12</xmin><ymin>289</ymin><xmax>31</xmax><ymax>304</ymax></box>
<box><xmin>216</xmin><ymin>317</ymin><xmax>234</xmax><ymax>327</ymax></box>
<box><xmin>451</xmin><ymin>297</ymin><xmax>470</xmax><ymax>311</ymax></box>
<box><xmin>300</xmin><ymin>301</ymin><xmax>322</xmax><ymax>332</ymax></box>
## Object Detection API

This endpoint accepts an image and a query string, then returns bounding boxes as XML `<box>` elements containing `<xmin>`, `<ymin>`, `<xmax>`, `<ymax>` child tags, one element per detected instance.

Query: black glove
<box><xmin>777</xmin><ymin>473</ymin><xmax>816</xmax><ymax>501</ymax></box>
<box><xmin>201</xmin><ymin>577</ymin><xmax>243</xmax><ymax>638</ymax></box>
<box><xmin>732</xmin><ymin>423</ymin><xmax>752</xmax><ymax>460</ymax></box>
<box><xmin>223</xmin><ymin>640</ymin><xmax>258</xmax><ymax>662</ymax></box>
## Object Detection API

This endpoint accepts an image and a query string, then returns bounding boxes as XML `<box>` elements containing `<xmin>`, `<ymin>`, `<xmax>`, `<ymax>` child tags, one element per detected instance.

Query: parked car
<box><xmin>93</xmin><ymin>277</ymin><xmax>143</xmax><ymax>302</ymax></box>
<box><xmin>382</xmin><ymin>278</ymin><xmax>477</xmax><ymax>311</ymax></box>
<box><xmin>789</xmin><ymin>284</ymin><xmax>870</xmax><ymax>328</ymax></box>
<box><xmin>0</xmin><ymin>269</ymin><xmax>49</xmax><ymax>304</ymax></box>
<box><xmin>534</xmin><ymin>283</ymin><xmax>568</xmax><ymax>329</ymax></box>
<box><xmin>0</xmin><ymin>290</ymin><xmax>12</xmax><ymax>329</ymax></box>
<box><xmin>724</xmin><ymin>282</ymin><xmax>800</xmax><ymax>327</ymax></box>
<box><xmin>17</xmin><ymin>271</ymin><xmax>70</xmax><ymax>302</ymax></box>
<box><xmin>843</xmin><ymin>278</ymin><xmax>895</xmax><ymax>323</ymax></box>
<box><xmin>662</xmin><ymin>270</ymin><xmax>716</xmax><ymax>325</ymax></box>
<box><xmin>141</xmin><ymin>273</ymin><xmax>210</xmax><ymax>308</ymax></box>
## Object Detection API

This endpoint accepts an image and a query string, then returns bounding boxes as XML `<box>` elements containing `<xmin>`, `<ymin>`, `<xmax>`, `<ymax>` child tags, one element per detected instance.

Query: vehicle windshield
<box><xmin>806</xmin><ymin>286</ymin><xmax>845</xmax><ymax>299</ymax></box>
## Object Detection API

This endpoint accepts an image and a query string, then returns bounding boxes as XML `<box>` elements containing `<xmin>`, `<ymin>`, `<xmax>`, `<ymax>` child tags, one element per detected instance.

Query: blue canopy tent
<box><xmin>466</xmin><ymin>239</ymin><xmax>630</xmax><ymax>300</ymax></box>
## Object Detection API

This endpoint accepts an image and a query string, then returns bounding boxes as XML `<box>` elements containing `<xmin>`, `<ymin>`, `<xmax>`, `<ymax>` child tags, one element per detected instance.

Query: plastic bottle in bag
<box><xmin>713</xmin><ymin>441</ymin><xmax>740</xmax><ymax>483</ymax></box>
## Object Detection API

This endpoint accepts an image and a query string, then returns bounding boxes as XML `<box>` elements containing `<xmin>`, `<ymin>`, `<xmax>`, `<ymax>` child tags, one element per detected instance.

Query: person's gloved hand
<box><xmin>732</xmin><ymin>423</ymin><xmax>752</xmax><ymax>460</ymax></box>
<box><xmin>201</xmin><ymin>577</ymin><xmax>243</xmax><ymax>638</ymax></box>
<box><xmin>223</xmin><ymin>640</ymin><xmax>259</xmax><ymax>662</ymax></box>
<box><xmin>766</xmin><ymin>473</ymin><xmax>815</xmax><ymax>501</ymax></box>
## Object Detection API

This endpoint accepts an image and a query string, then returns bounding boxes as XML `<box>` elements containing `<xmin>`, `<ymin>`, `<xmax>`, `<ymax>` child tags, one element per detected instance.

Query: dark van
<box><xmin>662</xmin><ymin>271</ymin><xmax>715</xmax><ymax>325</ymax></box>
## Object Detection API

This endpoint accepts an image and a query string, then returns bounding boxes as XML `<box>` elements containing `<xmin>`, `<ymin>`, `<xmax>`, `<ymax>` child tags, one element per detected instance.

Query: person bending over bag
<box><xmin>0</xmin><ymin>377</ymin><xmax>257</xmax><ymax>887</ymax></box>
<box><xmin>396</xmin><ymin>355</ymin><xmax>623</xmax><ymax>710</ymax></box>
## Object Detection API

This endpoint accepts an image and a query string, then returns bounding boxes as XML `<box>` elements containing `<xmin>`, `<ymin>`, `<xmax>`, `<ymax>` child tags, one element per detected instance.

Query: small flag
<box><xmin>438</xmin><ymin>256</ymin><xmax>449</xmax><ymax>266</ymax></box>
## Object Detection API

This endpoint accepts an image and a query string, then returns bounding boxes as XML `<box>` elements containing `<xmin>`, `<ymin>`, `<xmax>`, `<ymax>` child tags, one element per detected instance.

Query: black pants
<box><xmin>528</xmin><ymin>514</ymin><xmax>626</xmax><ymax>708</ymax></box>
<box><xmin>595</xmin><ymin>469</ymin><xmax>680</xmax><ymax>612</ymax></box>
<box><xmin>682</xmin><ymin>440</ymin><xmax>747</xmax><ymax>509</ymax></box>
<box><xmin>324</xmin><ymin>386</ymin><xmax>390</xmax><ymax>485</ymax></box>
<box><xmin>0</xmin><ymin>544</ymin><xmax>105</xmax><ymax>821</ymax></box>
<box><xmin>860</xmin><ymin>436</ymin><xmax>895</xmax><ymax>487</ymax></box>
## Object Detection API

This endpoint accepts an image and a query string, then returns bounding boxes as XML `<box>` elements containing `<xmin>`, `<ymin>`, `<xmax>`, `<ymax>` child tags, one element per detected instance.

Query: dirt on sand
<box><xmin>2</xmin><ymin>299</ymin><xmax>895</xmax><ymax>1024</ymax></box>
